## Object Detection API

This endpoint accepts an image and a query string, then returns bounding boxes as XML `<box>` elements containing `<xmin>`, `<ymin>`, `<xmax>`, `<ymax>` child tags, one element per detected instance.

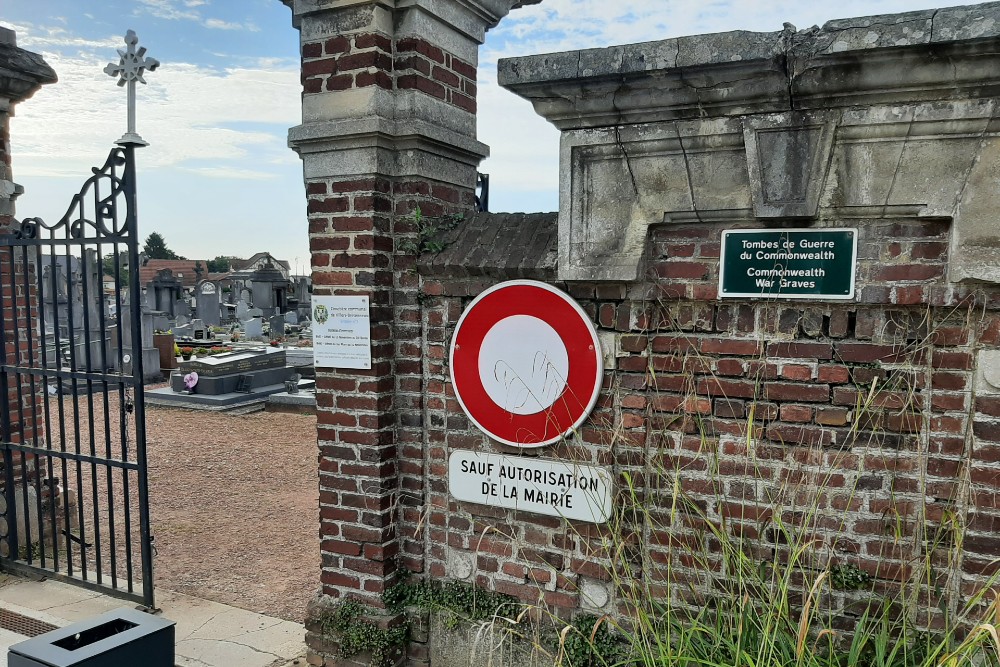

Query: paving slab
<box><xmin>0</xmin><ymin>574</ymin><xmax>305</xmax><ymax>667</ymax></box>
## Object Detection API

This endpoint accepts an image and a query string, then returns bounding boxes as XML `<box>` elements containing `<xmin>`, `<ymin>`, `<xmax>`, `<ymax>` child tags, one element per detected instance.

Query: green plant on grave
<box><xmin>317</xmin><ymin>597</ymin><xmax>408</xmax><ymax>667</ymax></box>
<box><xmin>396</xmin><ymin>206</ymin><xmax>463</xmax><ymax>255</ymax></box>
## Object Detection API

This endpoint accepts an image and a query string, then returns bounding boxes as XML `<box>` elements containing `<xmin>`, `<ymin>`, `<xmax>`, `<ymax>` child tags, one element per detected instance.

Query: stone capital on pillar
<box><xmin>0</xmin><ymin>27</ymin><xmax>57</xmax><ymax>222</ymax></box>
<box><xmin>285</xmin><ymin>0</ymin><xmax>528</xmax><ymax>42</ymax></box>
<box><xmin>0</xmin><ymin>28</ymin><xmax>58</xmax><ymax>107</ymax></box>
<box><xmin>286</xmin><ymin>0</ymin><xmax>533</xmax><ymax>183</ymax></box>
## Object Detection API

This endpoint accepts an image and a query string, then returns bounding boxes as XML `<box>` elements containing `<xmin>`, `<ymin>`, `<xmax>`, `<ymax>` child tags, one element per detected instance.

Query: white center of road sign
<box><xmin>478</xmin><ymin>315</ymin><xmax>569</xmax><ymax>415</ymax></box>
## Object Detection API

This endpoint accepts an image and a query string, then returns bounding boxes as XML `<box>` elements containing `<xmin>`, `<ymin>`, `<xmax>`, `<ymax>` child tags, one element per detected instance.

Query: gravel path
<box><xmin>144</xmin><ymin>403</ymin><xmax>319</xmax><ymax>622</ymax></box>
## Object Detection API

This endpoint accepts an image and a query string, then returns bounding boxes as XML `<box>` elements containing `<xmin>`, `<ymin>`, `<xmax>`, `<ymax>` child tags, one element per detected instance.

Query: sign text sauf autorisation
<box><xmin>719</xmin><ymin>228</ymin><xmax>858</xmax><ymax>300</ymax></box>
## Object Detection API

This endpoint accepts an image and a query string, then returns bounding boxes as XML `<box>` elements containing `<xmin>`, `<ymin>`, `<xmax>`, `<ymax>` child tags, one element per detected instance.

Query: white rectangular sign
<box><xmin>449</xmin><ymin>450</ymin><xmax>612</xmax><ymax>523</ymax></box>
<box><xmin>311</xmin><ymin>295</ymin><xmax>372</xmax><ymax>369</ymax></box>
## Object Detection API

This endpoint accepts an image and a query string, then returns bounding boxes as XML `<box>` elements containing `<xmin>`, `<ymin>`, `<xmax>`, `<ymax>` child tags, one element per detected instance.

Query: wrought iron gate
<box><xmin>0</xmin><ymin>143</ymin><xmax>154</xmax><ymax>608</ymax></box>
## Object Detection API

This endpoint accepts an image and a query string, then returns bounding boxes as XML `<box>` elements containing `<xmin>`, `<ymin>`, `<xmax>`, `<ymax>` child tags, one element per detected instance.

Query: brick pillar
<box><xmin>0</xmin><ymin>28</ymin><xmax>56</xmax><ymax>555</ymax></box>
<box><xmin>284</xmin><ymin>0</ymin><xmax>527</xmax><ymax>663</ymax></box>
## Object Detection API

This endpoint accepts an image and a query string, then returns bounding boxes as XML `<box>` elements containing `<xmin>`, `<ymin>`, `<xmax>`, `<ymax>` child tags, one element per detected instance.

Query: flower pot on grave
<box><xmin>153</xmin><ymin>333</ymin><xmax>176</xmax><ymax>370</ymax></box>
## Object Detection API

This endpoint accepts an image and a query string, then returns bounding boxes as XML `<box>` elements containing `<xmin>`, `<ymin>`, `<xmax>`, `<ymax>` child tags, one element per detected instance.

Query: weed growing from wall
<box><xmin>316</xmin><ymin>598</ymin><xmax>408</xmax><ymax>667</ymax></box>
<box><xmin>396</xmin><ymin>206</ymin><xmax>463</xmax><ymax>255</ymax></box>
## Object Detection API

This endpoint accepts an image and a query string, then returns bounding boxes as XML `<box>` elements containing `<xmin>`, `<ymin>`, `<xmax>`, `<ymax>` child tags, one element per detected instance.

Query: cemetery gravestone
<box><xmin>244</xmin><ymin>317</ymin><xmax>263</xmax><ymax>340</ymax></box>
<box><xmin>269</xmin><ymin>314</ymin><xmax>286</xmax><ymax>340</ymax></box>
<box><xmin>190</xmin><ymin>318</ymin><xmax>208</xmax><ymax>340</ymax></box>
<box><xmin>169</xmin><ymin>348</ymin><xmax>294</xmax><ymax>395</ymax></box>
<box><xmin>196</xmin><ymin>280</ymin><xmax>221</xmax><ymax>326</ymax></box>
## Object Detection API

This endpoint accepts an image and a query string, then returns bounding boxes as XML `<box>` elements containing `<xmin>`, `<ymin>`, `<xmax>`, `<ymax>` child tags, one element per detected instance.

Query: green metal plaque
<box><xmin>719</xmin><ymin>228</ymin><xmax>857</xmax><ymax>300</ymax></box>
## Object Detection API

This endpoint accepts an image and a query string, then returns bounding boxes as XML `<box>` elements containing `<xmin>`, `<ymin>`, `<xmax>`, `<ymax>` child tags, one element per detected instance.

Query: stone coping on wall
<box><xmin>417</xmin><ymin>211</ymin><xmax>557</xmax><ymax>280</ymax></box>
<box><xmin>498</xmin><ymin>2</ymin><xmax>1000</xmax><ymax>127</ymax></box>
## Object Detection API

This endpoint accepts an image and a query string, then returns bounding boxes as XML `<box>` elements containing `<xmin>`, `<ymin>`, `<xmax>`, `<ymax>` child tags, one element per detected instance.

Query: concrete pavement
<box><xmin>0</xmin><ymin>573</ymin><xmax>305</xmax><ymax>667</ymax></box>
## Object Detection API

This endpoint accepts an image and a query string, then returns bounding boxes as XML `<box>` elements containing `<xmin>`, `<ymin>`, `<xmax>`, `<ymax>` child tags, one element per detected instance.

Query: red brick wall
<box><xmin>0</xmin><ymin>112</ymin><xmax>44</xmax><ymax>518</ymax></box>
<box><xmin>408</xmin><ymin>216</ymin><xmax>1000</xmax><ymax>630</ymax></box>
<box><xmin>309</xmin><ymin>171</ymin><xmax>476</xmax><ymax>608</ymax></box>
<box><xmin>301</xmin><ymin>32</ymin><xmax>477</xmax><ymax>112</ymax></box>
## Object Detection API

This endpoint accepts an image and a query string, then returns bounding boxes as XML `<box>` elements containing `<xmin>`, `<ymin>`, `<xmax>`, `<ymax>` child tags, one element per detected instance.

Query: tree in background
<box><xmin>206</xmin><ymin>255</ymin><xmax>237</xmax><ymax>273</ymax></box>
<box><xmin>102</xmin><ymin>252</ymin><xmax>130</xmax><ymax>283</ymax></box>
<box><xmin>142</xmin><ymin>232</ymin><xmax>185</xmax><ymax>260</ymax></box>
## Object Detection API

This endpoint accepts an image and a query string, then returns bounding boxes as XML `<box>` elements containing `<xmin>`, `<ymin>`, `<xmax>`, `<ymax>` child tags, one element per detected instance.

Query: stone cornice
<box><xmin>0</xmin><ymin>29</ymin><xmax>57</xmax><ymax>106</ymax></box>
<box><xmin>499</xmin><ymin>2</ymin><xmax>1000</xmax><ymax>129</ymax></box>
<box><xmin>288</xmin><ymin>115</ymin><xmax>489</xmax><ymax>165</ymax></box>
<box><xmin>286</xmin><ymin>0</ymin><xmax>526</xmax><ymax>41</ymax></box>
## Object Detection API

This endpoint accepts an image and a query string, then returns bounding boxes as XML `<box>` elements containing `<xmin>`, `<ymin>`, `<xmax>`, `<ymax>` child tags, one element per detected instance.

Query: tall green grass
<box><xmin>540</xmin><ymin>403</ymin><xmax>1000</xmax><ymax>667</ymax></box>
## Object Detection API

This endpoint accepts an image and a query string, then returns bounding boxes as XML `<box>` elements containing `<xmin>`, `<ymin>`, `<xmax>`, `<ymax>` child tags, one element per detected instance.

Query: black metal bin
<box><xmin>8</xmin><ymin>607</ymin><xmax>174</xmax><ymax>667</ymax></box>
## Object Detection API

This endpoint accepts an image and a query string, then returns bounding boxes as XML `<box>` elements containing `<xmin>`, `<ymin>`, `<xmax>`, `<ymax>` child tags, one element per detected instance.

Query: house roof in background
<box><xmin>230</xmin><ymin>252</ymin><xmax>290</xmax><ymax>271</ymax></box>
<box><xmin>138</xmin><ymin>259</ymin><xmax>207</xmax><ymax>288</ymax></box>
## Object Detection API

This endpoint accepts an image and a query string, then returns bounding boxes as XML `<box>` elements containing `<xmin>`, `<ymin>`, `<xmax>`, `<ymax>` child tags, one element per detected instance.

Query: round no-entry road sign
<box><xmin>449</xmin><ymin>280</ymin><xmax>603</xmax><ymax>448</ymax></box>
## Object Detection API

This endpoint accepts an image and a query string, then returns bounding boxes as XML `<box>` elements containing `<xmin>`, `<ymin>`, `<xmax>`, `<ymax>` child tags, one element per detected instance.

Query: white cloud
<box><xmin>181</xmin><ymin>166</ymin><xmax>276</xmax><ymax>180</ymax></box>
<box><xmin>136</xmin><ymin>0</ymin><xmax>201</xmax><ymax>21</ymax></box>
<box><xmin>8</xmin><ymin>52</ymin><xmax>300</xmax><ymax>180</ymax></box>
<box><xmin>0</xmin><ymin>22</ymin><xmax>121</xmax><ymax>51</ymax></box>
<box><xmin>203</xmin><ymin>18</ymin><xmax>259</xmax><ymax>32</ymax></box>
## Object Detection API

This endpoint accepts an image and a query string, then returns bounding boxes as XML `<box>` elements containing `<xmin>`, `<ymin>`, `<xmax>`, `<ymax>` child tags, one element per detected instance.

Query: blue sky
<box><xmin>1</xmin><ymin>0</ymin><xmax>975</xmax><ymax>268</ymax></box>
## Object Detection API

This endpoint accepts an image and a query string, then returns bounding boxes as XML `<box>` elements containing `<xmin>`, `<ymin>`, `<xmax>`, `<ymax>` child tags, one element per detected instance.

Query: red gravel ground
<box><xmin>25</xmin><ymin>391</ymin><xmax>318</xmax><ymax>623</ymax></box>
<box><xmin>145</xmin><ymin>403</ymin><xmax>319</xmax><ymax>622</ymax></box>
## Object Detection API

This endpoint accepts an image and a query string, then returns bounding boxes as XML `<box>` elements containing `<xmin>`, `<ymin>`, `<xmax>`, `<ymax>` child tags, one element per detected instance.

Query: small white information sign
<box><xmin>312</xmin><ymin>295</ymin><xmax>372</xmax><ymax>369</ymax></box>
<box><xmin>448</xmin><ymin>450</ymin><xmax>612</xmax><ymax>523</ymax></box>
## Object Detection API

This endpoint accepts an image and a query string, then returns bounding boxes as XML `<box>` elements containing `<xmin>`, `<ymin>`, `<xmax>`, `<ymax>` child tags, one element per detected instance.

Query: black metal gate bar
<box><xmin>0</xmin><ymin>144</ymin><xmax>154</xmax><ymax>608</ymax></box>
<box><xmin>124</xmin><ymin>146</ymin><xmax>155</xmax><ymax>607</ymax></box>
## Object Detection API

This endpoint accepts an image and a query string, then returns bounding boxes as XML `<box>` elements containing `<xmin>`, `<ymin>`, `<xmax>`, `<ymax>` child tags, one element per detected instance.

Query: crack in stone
<box><xmin>953</xmin><ymin>99</ymin><xmax>999</xmax><ymax>219</ymax></box>
<box><xmin>180</xmin><ymin>612</ymin><xmax>219</xmax><ymax>641</ymax></box>
<box><xmin>177</xmin><ymin>636</ymin><xmax>284</xmax><ymax>660</ymax></box>
<box><xmin>213</xmin><ymin>638</ymin><xmax>284</xmax><ymax>659</ymax></box>
<box><xmin>818</xmin><ymin>17</ymin><xmax>935</xmax><ymax>39</ymax></box>
<box><xmin>611</xmin><ymin>83</ymin><xmax>639</xmax><ymax>197</ymax></box>
<box><xmin>782</xmin><ymin>24</ymin><xmax>796</xmax><ymax>111</ymax></box>
<box><xmin>673</xmin><ymin>124</ymin><xmax>700</xmax><ymax>223</ymax></box>
<box><xmin>230</xmin><ymin>618</ymin><xmax>287</xmax><ymax>640</ymax></box>
<box><xmin>880</xmin><ymin>107</ymin><xmax>916</xmax><ymax>219</ymax></box>
<box><xmin>37</xmin><ymin>590</ymin><xmax>103</xmax><ymax>613</ymax></box>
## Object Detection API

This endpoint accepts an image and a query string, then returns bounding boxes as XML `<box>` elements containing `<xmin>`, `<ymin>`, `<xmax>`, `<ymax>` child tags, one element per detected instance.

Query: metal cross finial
<box><xmin>105</xmin><ymin>30</ymin><xmax>159</xmax><ymax>147</ymax></box>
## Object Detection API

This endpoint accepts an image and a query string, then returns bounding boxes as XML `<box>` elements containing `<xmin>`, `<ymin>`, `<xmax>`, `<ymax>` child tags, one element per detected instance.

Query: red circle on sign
<box><xmin>449</xmin><ymin>280</ymin><xmax>603</xmax><ymax>448</ymax></box>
